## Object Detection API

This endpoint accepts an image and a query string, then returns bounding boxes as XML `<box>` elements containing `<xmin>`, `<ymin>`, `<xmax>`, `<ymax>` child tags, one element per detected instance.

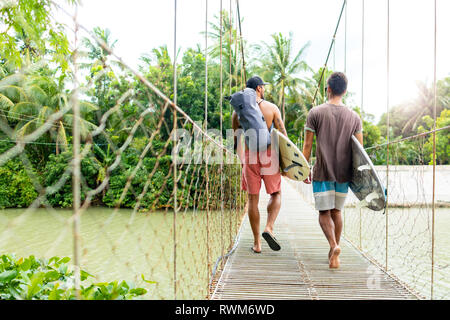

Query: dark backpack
<box><xmin>227</xmin><ymin>88</ymin><xmax>271</xmax><ymax>152</ymax></box>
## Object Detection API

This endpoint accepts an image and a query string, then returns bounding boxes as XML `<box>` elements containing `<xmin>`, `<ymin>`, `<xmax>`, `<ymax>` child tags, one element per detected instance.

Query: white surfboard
<box><xmin>349</xmin><ymin>135</ymin><xmax>386</xmax><ymax>211</ymax></box>
<box><xmin>271</xmin><ymin>129</ymin><xmax>310</xmax><ymax>181</ymax></box>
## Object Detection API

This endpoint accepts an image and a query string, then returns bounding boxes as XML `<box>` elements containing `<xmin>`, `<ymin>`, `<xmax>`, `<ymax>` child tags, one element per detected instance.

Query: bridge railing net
<box><xmin>291</xmin><ymin>128</ymin><xmax>450</xmax><ymax>300</ymax></box>
<box><xmin>0</xmin><ymin>8</ymin><xmax>245</xmax><ymax>300</ymax></box>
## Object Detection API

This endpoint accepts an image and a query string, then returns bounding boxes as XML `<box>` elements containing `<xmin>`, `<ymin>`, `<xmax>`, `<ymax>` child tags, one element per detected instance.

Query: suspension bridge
<box><xmin>212</xmin><ymin>178</ymin><xmax>417</xmax><ymax>300</ymax></box>
<box><xmin>0</xmin><ymin>0</ymin><xmax>448</xmax><ymax>301</ymax></box>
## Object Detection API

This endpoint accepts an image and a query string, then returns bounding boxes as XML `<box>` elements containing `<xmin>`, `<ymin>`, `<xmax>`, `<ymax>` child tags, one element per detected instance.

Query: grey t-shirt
<box><xmin>305</xmin><ymin>103</ymin><xmax>362</xmax><ymax>183</ymax></box>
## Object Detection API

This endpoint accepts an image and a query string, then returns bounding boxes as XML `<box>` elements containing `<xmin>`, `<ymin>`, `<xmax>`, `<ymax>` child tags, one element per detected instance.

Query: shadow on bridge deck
<box><xmin>212</xmin><ymin>178</ymin><xmax>417</xmax><ymax>300</ymax></box>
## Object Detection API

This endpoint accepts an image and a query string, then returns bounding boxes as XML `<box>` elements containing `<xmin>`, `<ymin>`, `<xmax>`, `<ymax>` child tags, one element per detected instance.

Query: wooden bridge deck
<box><xmin>212</xmin><ymin>178</ymin><xmax>417</xmax><ymax>300</ymax></box>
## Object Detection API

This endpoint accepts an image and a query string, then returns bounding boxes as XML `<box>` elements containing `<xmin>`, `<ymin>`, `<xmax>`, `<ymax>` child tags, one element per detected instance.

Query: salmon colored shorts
<box><xmin>241</xmin><ymin>148</ymin><xmax>281</xmax><ymax>195</ymax></box>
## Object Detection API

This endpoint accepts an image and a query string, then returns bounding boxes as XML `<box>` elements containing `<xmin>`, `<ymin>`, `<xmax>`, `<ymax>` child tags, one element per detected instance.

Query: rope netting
<box><xmin>0</xmin><ymin>0</ymin><xmax>247</xmax><ymax>299</ymax></box>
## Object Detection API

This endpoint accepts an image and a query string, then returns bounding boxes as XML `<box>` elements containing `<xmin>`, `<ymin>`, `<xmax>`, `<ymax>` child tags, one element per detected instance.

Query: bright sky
<box><xmin>59</xmin><ymin>0</ymin><xmax>450</xmax><ymax>123</ymax></box>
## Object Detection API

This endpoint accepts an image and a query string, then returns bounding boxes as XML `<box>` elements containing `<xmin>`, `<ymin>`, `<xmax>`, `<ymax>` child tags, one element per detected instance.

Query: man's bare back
<box><xmin>258</xmin><ymin>99</ymin><xmax>287</xmax><ymax>136</ymax></box>
<box><xmin>232</xmin><ymin>99</ymin><xmax>287</xmax><ymax>138</ymax></box>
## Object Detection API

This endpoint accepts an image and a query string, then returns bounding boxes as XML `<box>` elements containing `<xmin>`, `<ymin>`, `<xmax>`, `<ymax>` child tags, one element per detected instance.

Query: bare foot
<box><xmin>329</xmin><ymin>246</ymin><xmax>341</xmax><ymax>269</ymax></box>
<box><xmin>251</xmin><ymin>246</ymin><xmax>261</xmax><ymax>254</ymax></box>
<box><xmin>264</xmin><ymin>226</ymin><xmax>273</xmax><ymax>234</ymax></box>
<box><xmin>252</xmin><ymin>242</ymin><xmax>261</xmax><ymax>254</ymax></box>
<box><xmin>328</xmin><ymin>243</ymin><xmax>340</xmax><ymax>260</ymax></box>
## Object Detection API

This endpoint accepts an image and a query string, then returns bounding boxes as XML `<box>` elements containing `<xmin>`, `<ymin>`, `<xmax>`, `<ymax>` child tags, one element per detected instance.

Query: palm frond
<box><xmin>0</xmin><ymin>85</ymin><xmax>28</xmax><ymax>103</ymax></box>
<box><xmin>0</xmin><ymin>93</ymin><xmax>14</xmax><ymax>111</ymax></box>
<box><xmin>10</xmin><ymin>102</ymin><xmax>39</xmax><ymax>117</ymax></box>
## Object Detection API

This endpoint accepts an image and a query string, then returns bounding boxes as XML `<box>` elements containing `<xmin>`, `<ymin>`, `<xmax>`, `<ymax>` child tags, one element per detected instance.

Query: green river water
<box><xmin>1</xmin><ymin>207</ymin><xmax>449</xmax><ymax>299</ymax></box>
<box><xmin>0</xmin><ymin>208</ymin><xmax>238</xmax><ymax>300</ymax></box>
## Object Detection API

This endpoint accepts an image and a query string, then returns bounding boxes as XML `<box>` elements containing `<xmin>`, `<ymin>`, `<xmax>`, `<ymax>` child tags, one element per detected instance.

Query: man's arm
<box><xmin>273</xmin><ymin>106</ymin><xmax>288</xmax><ymax>136</ymax></box>
<box><xmin>302</xmin><ymin>130</ymin><xmax>314</xmax><ymax>163</ymax></box>
<box><xmin>232</xmin><ymin>111</ymin><xmax>244</xmax><ymax>162</ymax></box>
<box><xmin>232</xmin><ymin>111</ymin><xmax>240</xmax><ymax>150</ymax></box>
<box><xmin>302</xmin><ymin>130</ymin><xmax>314</xmax><ymax>184</ymax></box>
<box><xmin>354</xmin><ymin>132</ymin><xmax>363</xmax><ymax>147</ymax></box>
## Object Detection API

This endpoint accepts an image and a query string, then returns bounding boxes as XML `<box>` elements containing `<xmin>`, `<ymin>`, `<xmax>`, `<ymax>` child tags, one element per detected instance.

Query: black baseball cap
<box><xmin>246</xmin><ymin>76</ymin><xmax>269</xmax><ymax>90</ymax></box>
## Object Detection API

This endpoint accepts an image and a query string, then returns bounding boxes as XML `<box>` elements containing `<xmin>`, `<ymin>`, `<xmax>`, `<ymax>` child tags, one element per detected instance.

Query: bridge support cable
<box><xmin>431</xmin><ymin>0</ymin><xmax>437</xmax><ymax>300</ymax></box>
<box><xmin>204</xmin><ymin>0</ymin><xmax>212</xmax><ymax>299</ymax></box>
<box><xmin>312</xmin><ymin>0</ymin><xmax>347</xmax><ymax>105</ymax></box>
<box><xmin>344</xmin><ymin>1</ymin><xmax>347</xmax><ymax>74</ymax></box>
<box><xmin>386</xmin><ymin>0</ymin><xmax>390</xmax><ymax>272</ymax></box>
<box><xmin>236</xmin><ymin>0</ymin><xmax>247</xmax><ymax>85</ymax></box>
<box><xmin>173</xmin><ymin>0</ymin><xmax>178</xmax><ymax>300</ymax></box>
<box><xmin>359</xmin><ymin>0</ymin><xmax>365</xmax><ymax>250</ymax></box>
<box><xmin>71</xmin><ymin>5</ymin><xmax>82</xmax><ymax>300</ymax></box>
<box><xmin>343</xmin><ymin>0</ymin><xmax>347</xmax><ymax>237</ymax></box>
<box><xmin>219</xmin><ymin>0</ymin><xmax>225</xmax><ymax>275</ymax></box>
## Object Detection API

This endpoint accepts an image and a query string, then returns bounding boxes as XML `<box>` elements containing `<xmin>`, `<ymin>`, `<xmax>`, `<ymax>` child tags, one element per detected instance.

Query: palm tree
<box><xmin>207</xmin><ymin>10</ymin><xmax>246</xmax><ymax>92</ymax></box>
<box><xmin>81</xmin><ymin>27</ymin><xmax>118</xmax><ymax>70</ymax></box>
<box><xmin>378</xmin><ymin>79</ymin><xmax>450</xmax><ymax>139</ymax></box>
<box><xmin>401</xmin><ymin>81</ymin><xmax>449</xmax><ymax>136</ymax></box>
<box><xmin>299</xmin><ymin>66</ymin><xmax>334</xmax><ymax>109</ymax></box>
<box><xmin>253</xmin><ymin>32</ymin><xmax>311</xmax><ymax>122</ymax></box>
<box><xmin>0</xmin><ymin>72</ymin><xmax>98</xmax><ymax>154</ymax></box>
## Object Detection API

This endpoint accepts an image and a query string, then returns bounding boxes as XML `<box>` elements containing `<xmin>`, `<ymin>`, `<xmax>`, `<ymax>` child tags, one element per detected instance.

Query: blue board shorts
<box><xmin>312</xmin><ymin>181</ymin><xmax>349</xmax><ymax>211</ymax></box>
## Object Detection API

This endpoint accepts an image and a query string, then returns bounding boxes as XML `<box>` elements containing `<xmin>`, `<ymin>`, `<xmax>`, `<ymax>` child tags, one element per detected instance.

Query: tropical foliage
<box><xmin>0</xmin><ymin>254</ymin><xmax>148</xmax><ymax>300</ymax></box>
<box><xmin>0</xmin><ymin>2</ymin><xmax>449</xmax><ymax>212</ymax></box>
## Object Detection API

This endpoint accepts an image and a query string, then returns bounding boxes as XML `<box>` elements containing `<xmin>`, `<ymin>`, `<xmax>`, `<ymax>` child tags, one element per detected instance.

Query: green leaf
<box><xmin>10</xmin><ymin>101</ymin><xmax>38</xmax><ymax>117</ymax></box>
<box><xmin>26</xmin><ymin>272</ymin><xmax>45</xmax><ymax>299</ymax></box>
<box><xmin>57</xmin><ymin>257</ymin><xmax>70</xmax><ymax>264</ymax></box>
<box><xmin>0</xmin><ymin>270</ymin><xmax>18</xmax><ymax>283</ymax></box>
<box><xmin>141</xmin><ymin>274</ymin><xmax>156</xmax><ymax>284</ymax></box>
<box><xmin>44</xmin><ymin>270</ymin><xmax>60</xmax><ymax>282</ymax></box>
<box><xmin>8</xmin><ymin>286</ymin><xmax>22</xmax><ymax>300</ymax></box>
<box><xmin>20</xmin><ymin>259</ymin><xmax>31</xmax><ymax>271</ymax></box>
<box><xmin>80</xmin><ymin>269</ymin><xmax>94</xmax><ymax>281</ymax></box>
<box><xmin>0</xmin><ymin>93</ymin><xmax>14</xmax><ymax>110</ymax></box>
<box><xmin>129</xmin><ymin>288</ymin><xmax>147</xmax><ymax>296</ymax></box>
<box><xmin>48</xmin><ymin>283</ymin><xmax>61</xmax><ymax>300</ymax></box>
<box><xmin>0</xmin><ymin>85</ymin><xmax>28</xmax><ymax>103</ymax></box>
<box><xmin>48</xmin><ymin>256</ymin><xmax>60</xmax><ymax>265</ymax></box>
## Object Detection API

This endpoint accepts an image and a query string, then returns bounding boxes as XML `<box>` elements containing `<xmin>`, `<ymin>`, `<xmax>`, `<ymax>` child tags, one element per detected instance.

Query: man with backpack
<box><xmin>302</xmin><ymin>72</ymin><xmax>363</xmax><ymax>268</ymax></box>
<box><xmin>230</xmin><ymin>76</ymin><xmax>288</xmax><ymax>254</ymax></box>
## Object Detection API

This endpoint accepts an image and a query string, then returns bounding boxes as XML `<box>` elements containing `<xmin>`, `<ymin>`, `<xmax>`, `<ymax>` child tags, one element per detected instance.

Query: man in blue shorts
<box><xmin>302</xmin><ymin>72</ymin><xmax>363</xmax><ymax>269</ymax></box>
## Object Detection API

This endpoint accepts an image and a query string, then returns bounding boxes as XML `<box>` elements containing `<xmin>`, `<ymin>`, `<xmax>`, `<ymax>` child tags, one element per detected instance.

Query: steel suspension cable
<box><xmin>219</xmin><ymin>0</ymin><xmax>225</xmax><ymax>273</ymax></box>
<box><xmin>236</xmin><ymin>0</ymin><xmax>246</xmax><ymax>85</ymax></box>
<box><xmin>360</xmin><ymin>0</ymin><xmax>365</xmax><ymax>250</ymax></box>
<box><xmin>173</xmin><ymin>0</ymin><xmax>178</xmax><ymax>300</ymax></box>
<box><xmin>228</xmin><ymin>0</ymin><xmax>233</xmax><ymax>257</ymax></box>
<box><xmin>361</xmin><ymin>0</ymin><xmax>365</xmax><ymax>115</ymax></box>
<box><xmin>345</xmin><ymin>1</ymin><xmax>347</xmax><ymax>74</ymax></box>
<box><xmin>234</xmin><ymin>5</ymin><xmax>239</xmax><ymax>92</ymax></box>
<box><xmin>386</xmin><ymin>0</ymin><xmax>390</xmax><ymax>272</ymax></box>
<box><xmin>431</xmin><ymin>0</ymin><xmax>437</xmax><ymax>300</ymax></box>
<box><xmin>204</xmin><ymin>0</ymin><xmax>211</xmax><ymax>299</ymax></box>
<box><xmin>312</xmin><ymin>0</ymin><xmax>347</xmax><ymax>105</ymax></box>
<box><xmin>343</xmin><ymin>0</ymin><xmax>348</xmax><ymax>237</ymax></box>
<box><xmin>229</xmin><ymin>0</ymin><xmax>233</xmax><ymax>128</ymax></box>
<box><xmin>71</xmin><ymin>4</ymin><xmax>81</xmax><ymax>300</ymax></box>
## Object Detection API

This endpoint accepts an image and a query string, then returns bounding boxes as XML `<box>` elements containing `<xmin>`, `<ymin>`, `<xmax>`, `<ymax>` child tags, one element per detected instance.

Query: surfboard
<box><xmin>271</xmin><ymin>129</ymin><xmax>310</xmax><ymax>182</ymax></box>
<box><xmin>349</xmin><ymin>135</ymin><xmax>386</xmax><ymax>211</ymax></box>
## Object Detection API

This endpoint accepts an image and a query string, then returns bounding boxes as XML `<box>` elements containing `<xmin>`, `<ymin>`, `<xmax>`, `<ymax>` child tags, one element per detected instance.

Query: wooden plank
<box><xmin>212</xmin><ymin>178</ymin><xmax>417</xmax><ymax>300</ymax></box>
